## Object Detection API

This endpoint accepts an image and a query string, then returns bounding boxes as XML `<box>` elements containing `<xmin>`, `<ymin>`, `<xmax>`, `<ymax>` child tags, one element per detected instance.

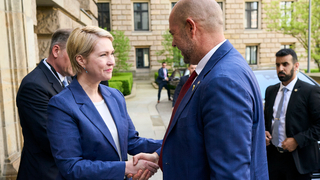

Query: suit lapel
<box><xmin>99</xmin><ymin>85</ymin><xmax>126</xmax><ymax>160</ymax></box>
<box><xmin>38</xmin><ymin>59</ymin><xmax>63</xmax><ymax>93</ymax></box>
<box><xmin>267</xmin><ymin>84</ymin><xmax>280</xmax><ymax>130</ymax></box>
<box><xmin>286</xmin><ymin>79</ymin><xmax>302</xmax><ymax>122</ymax></box>
<box><xmin>166</xmin><ymin>40</ymin><xmax>233</xmax><ymax>136</ymax></box>
<box><xmin>69</xmin><ymin>79</ymin><xmax>120</xmax><ymax>156</ymax></box>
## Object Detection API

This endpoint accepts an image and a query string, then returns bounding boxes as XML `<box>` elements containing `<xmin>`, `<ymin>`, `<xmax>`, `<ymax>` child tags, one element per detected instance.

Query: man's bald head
<box><xmin>170</xmin><ymin>0</ymin><xmax>223</xmax><ymax>33</ymax></box>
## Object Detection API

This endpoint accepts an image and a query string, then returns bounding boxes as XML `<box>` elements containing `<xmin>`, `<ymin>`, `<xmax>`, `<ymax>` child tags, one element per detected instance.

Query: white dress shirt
<box><xmin>94</xmin><ymin>100</ymin><xmax>122</xmax><ymax>160</ymax></box>
<box><xmin>43</xmin><ymin>58</ymin><xmax>68</xmax><ymax>86</ymax></box>
<box><xmin>271</xmin><ymin>76</ymin><xmax>298</xmax><ymax>147</ymax></box>
<box><xmin>194</xmin><ymin>39</ymin><xmax>227</xmax><ymax>80</ymax></box>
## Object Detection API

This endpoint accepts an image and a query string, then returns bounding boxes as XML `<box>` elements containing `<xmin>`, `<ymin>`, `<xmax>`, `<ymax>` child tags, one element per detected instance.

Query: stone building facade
<box><xmin>0</xmin><ymin>0</ymin><xmax>313</xmax><ymax>178</ymax></box>
<box><xmin>97</xmin><ymin>0</ymin><xmax>313</xmax><ymax>79</ymax></box>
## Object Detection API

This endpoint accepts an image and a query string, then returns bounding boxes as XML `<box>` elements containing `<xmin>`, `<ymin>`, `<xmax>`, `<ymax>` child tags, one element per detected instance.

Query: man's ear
<box><xmin>294</xmin><ymin>62</ymin><xmax>300</xmax><ymax>72</ymax></box>
<box><xmin>186</xmin><ymin>18</ymin><xmax>196</xmax><ymax>38</ymax></box>
<box><xmin>51</xmin><ymin>45</ymin><xmax>60</xmax><ymax>58</ymax></box>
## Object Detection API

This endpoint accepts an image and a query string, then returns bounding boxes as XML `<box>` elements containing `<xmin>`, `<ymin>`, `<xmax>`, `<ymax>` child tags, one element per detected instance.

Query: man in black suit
<box><xmin>265</xmin><ymin>49</ymin><xmax>320</xmax><ymax>180</ymax></box>
<box><xmin>172</xmin><ymin>64</ymin><xmax>196</xmax><ymax>107</ymax></box>
<box><xmin>16</xmin><ymin>29</ymin><xmax>73</xmax><ymax>180</ymax></box>
<box><xmin>156</xmin><ymin>62</ymin><xmax>172</xmax><ymax>103</ymax></box>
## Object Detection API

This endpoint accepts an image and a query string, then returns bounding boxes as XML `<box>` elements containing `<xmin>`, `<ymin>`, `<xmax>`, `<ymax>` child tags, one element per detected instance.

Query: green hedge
<box><xmin>109</xmin><ymin>81</ymin><xmax>123</xmax><ymax>93</ymax></box>
<box><xmin>303</xmin><ymin>68</ymin><xmax>320</xmax><ymax>73</ymax></box>
<box><xmin>109</xmin><ymin>73</ymin><xmax>133</xmax><ymax>96</ymax></box>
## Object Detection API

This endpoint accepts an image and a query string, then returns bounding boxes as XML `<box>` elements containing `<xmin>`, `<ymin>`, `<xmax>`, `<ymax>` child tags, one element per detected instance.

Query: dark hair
<box><xmin>162</xmin><ymin>62</ymin><xmax>166</xmax><ymax>65</ymax></box>
<box><xmin>275</xmin><ymin>49</ymin><xmax>298</xmax><ymax>63</ymax></box>
<box><xmin>49</xmin><ymin>29</ymin><xmax>72</xmax><ymax>54</ymax></box>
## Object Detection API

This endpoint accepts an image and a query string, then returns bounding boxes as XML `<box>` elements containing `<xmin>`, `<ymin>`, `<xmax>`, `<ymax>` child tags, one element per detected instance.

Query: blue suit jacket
<box><xmin>157</xmin><ymin>40</ymin><xmax>268</xmax><ymax>179</ymax></box>
<box><xmin>47</xmin><ymin>78</ymin><xmax>162</xmax><ymax>180</ymax></box>
<box><xmin>172</xmin><ymin>75</ymin><xmax>188</xmax><ymax>107</ymax></box>
<box><xmin>156</xmin><ymin>68</ymin><xmax>169</xmax><ymax>84</ymax></box>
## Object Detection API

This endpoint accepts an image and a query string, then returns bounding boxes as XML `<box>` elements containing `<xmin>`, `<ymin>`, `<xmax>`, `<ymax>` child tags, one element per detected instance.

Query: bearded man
<box><xmin>265</xmin><ymin>48</ymin><xmax>320</xmax><ymax>180</ymax></box>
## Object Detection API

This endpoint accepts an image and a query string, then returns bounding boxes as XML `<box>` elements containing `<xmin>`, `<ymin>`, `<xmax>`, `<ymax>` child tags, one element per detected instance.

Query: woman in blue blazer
<box><xmin>46</xmin><ymin>26</ymin><xmax>162</xmax><ymax>180</ymax></box>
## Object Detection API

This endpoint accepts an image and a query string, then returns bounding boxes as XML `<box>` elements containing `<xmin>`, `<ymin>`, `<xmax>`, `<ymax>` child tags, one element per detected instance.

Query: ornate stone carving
<box><xmin>35</xmin><ymin>8</ymin><xmax>60</xmax><ymax>34</ymax></box>
<box><xmin>38</xmin><ymin>38</ymin><xmax>51</xmax><ymax>60</ymax></box>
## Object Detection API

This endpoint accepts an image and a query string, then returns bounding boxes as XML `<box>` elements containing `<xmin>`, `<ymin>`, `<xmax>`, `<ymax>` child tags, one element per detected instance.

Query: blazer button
<box><xmin>165</xmin><ymin>162</ymin><xmax>169</xmax><ymax>165</ymax></box>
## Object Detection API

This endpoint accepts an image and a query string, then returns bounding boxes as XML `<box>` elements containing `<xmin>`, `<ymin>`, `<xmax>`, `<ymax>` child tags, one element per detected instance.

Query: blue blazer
<box><xmin>157</xmin><ymin>40</ymin><xmax>268</xmax><ymax>180</ymax></box>
<box><xmin>156</xmin><ymin>68</ymin><xmax>169</xmax><ymax>84</ymax></box>
<box><xmin>47</xmin><ymin>78</ymin><xmax>162</xmax><ymax>180</ymax></box>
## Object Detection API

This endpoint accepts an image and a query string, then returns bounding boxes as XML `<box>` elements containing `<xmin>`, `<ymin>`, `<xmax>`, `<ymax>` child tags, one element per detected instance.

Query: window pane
<box><xmin>251</xmin><ymin>2</ymin><xmax>258</xmax><ymax>9</ymax></box>
<box><xmin>142</xmin><ymin>12</ymin><xmax>149</xmax><ymax>30</ymax></box>
<box><xmin>251</xmin><ymin>46</ymin><xmax>257</xmax><ymax>64</ymax></box>
<box><xmin>97</xmin><ymin>3</ymin><xmax>110</xmax><ymax>31</ymax></box>
<box><xmin>246</xmin><ymin>47</ymin><xmax>251</xmax><ymax>64</ymax></box>
<box><xmin>245</xmin><ymin>2</ymin><xmax>251</xmax><ymax>9</ymax></box>
<box><xmin>134</xmin><ymin>12</ymin><xmax>141</xmax><ymax>30</ymax></box>
<box><xmin>251</xmin><ymin>11</ymin><xmax>257</xmax><ymax>28</ymax></box>
<box><xmin>141</xmin><ymin>3</ymin><xmax>148</xmax><ymax>10</ymax></box>
<box><xmin>134</xmin><ymin>3</ymin><xmax>140</xmax><ymax>11</ymax></box>
<box><xmin>136</xmin><ymin>48</ymin><xmax>150</xmax><ymax>68</ymax></box>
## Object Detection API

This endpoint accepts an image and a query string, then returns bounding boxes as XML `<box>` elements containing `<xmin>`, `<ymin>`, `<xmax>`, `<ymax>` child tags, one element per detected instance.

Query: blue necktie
<box><xmin>272</xmin><ymin>87</ymin><xmax>288</xmax><ymax>147</ymax></box>
<box><xmin>62</xmin><ymin>78</ymin><xmax>69</xmax><ymax>87</ymax></box>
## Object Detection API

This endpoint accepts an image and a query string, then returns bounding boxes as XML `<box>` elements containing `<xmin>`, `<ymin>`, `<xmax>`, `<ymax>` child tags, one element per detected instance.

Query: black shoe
<box><xmin>168</xmin><ymin>98</ymin><xmax>173</xmax><ymax>101</ymax></box>
<box><xmin>157</xmin><ymin>100</ymin><xmax>160</xmax><ymax>103</ymax></box>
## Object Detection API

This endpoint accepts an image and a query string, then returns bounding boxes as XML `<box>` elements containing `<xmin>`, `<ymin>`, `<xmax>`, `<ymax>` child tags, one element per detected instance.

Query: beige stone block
<box><xmin>243</xmin><ymin>39</ymin><xmax>261</xmax><ymax>44</ymax></box>
<box><xmin>226</xmin><ymin>9</ymin><xmax>235</xmax><ymax>14</ymax></box>
<box><xmin>151</xmin><ymin>20</ymin><xmax>161</xmax><ymax>25</ymax></box>
<box><xmin>151</xmin><ymin>0</ymin><xmax>161</xmax><ymax>4</ymax></box>
<box><xmin>231</xmin><ymin>4</ymin><xmax>240</xmax><ymax>8</ymax></box>
<box><xmin>122</xmin><ymin>10</ymin><xmax>131</xmax><ymax>15</ymax></box>
<box><xmin>138</xmin><ymin>36</ymin><xmax>147</xmax><ymax>40</ymax></box>
<box><xmin>271</xmin><ymin>38</ymin><xmax>278</xmax><ymax>43</ymax></box>
<box><xmin>78</xmin><ymin>0</ymin><xmax>98</xmax><ymax>18</ymax></box>
<box><xmin>117</xmin><ymin>5</ymin><xmax>126</xmax><ymax>9</ymax></box>
<box><xmin>113</xmin><ymin>10</ymin><xmax>121</xmax><ymax>15</ymax></box>
<box><xmin>147</xmin><ymin>36</ymin><xmax>157</xmax><ymax>40</ymax></box>
<box><xmin>122</xmin><ymin>0</ymin><xmax>131</xmax><ymax>4</ymax></box>
<box><xmin>240</xmin><ymin>34</ymin><xmax>249</xmax><ymax>38</ymax></box>
<box><xmin>80</xmin><ymin>10</ymin><xmax>93</xmax><ymax>25</ymax></box>
<box><xmin>161</xmin><ymin>20</ymin><xmax>169</xmax><ymax>24</ymax></box>
<box><xmin>264</xmin><ymin>38</ymin><xmax>271</xmax><ymax>43</ymax></box>
<box><xmin>151</xmin><ymin>10</ymin><xmax>161</xmax><ymax>15</ymax></box>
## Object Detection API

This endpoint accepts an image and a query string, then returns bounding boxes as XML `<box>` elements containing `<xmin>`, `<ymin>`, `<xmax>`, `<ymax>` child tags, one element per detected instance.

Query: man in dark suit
<box><xmin>16</xmin><ymin>29</ymin><xmax>73</xmax><ymax>180</ymax></box>
<box><xmin>133</xmin><ymin>0</ymin><xmax>268</xmax><ymax>179</ymax></box>
<box><xmin>156</xmin><ymin>62</ymin><xmax>172</xmax><ymax>103</ymax></box>
<box><xmin>172</xmin><ymin>64</ymin><xmax>196</xmax><ymax>107</ymax></box>
<box><xmin>265</xmin><ymin>49</ymin><xmax>320</xmax><ymax>180</ymax></box>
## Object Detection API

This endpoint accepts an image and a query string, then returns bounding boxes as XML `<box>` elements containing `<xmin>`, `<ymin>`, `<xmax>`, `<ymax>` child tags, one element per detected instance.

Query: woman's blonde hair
<box><xmin>67</xmin><ymin>26</ymin><xmax>114</xmax><ymax>74</ymax></box>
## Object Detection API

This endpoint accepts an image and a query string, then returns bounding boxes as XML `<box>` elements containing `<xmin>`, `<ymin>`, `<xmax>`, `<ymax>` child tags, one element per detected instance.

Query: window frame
<box><xmin>133</xmin><ymin>2</ymin><xmax>150</xmax><ymax>31</ymax></box>
<box><xmin>97</xmin><ymin>2</ymin><xmax>111</xmax><ymax>31</ymax></box>
<box><xmin>280</xmin><ymin>1</ymin><xmax>293</xmax><ymax>27</ymax></box>
<box><xmin>245</xmin><ymin>45</ymin><xmax>258</xmax><ymax>65</ymax></box>
<box><xmin>245</xmin><ymin>1</ymin><xmax>259</xmax><ymax>29</ymax></box>
<box><xmin>136</xmin><ymin>47</ymin><xmax>150</xmax><ymax>68</ymax></box>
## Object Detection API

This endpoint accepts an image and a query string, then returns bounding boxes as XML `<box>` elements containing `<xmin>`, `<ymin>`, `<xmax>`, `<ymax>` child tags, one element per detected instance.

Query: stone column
<box><xmin>0</xmin><ymin>0</ymin><xmax>37</xmax><ymax>179</ymax></box>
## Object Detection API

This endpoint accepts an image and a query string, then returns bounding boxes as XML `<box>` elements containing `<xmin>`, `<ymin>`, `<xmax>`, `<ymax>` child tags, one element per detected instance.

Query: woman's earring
<box><xmin>84</xmin><ymin>67</ymin><xmax>88</xmax><ymax>74</ymax></box>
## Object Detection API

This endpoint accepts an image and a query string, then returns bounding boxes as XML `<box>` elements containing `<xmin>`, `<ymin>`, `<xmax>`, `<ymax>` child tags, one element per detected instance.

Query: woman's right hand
<box><xmin>125</xmin><ymin>158</ymin><xmax>159</xmax><ymax>176</ymax></box>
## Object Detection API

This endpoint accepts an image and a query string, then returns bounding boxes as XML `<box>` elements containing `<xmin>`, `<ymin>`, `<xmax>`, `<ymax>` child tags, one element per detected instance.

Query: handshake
<box><xmin>125</xmin><ymin>152</ymin><xmax>160</xmax><ymax>180</ymax></box>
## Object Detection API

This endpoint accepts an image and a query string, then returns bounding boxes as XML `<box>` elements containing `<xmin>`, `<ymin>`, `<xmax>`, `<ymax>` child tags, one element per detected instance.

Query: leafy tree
<box><xmin>264</xmin><ymin>0</ymin><xmax>320</xmax><ymax>70</ymax></box>
<box><xmin>156</xmin><ymin>30</ymin><xmax>185</xmax><ymax>70</ymax></box>
<box><xmin>109</xmin><ymin>30</ymin><xmax>132</xmax><ymax>72</ymax></box>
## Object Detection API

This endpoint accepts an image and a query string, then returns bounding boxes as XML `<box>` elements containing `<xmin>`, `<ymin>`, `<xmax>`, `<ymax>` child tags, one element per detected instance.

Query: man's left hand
<box><xmin>281</xmin><ymin>137</ymin><xmax>298</xmax><ymax>152</ymax></box>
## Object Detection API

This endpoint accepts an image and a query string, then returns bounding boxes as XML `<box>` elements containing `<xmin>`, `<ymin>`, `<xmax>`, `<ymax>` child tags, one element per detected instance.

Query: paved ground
<box><xmin>125</xmin><ymin>80</ymin><xmax>172</xmax><ymax>180</ymax></box>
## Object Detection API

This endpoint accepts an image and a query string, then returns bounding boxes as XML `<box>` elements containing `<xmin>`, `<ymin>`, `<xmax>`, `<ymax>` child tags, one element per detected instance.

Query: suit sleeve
<box><xmin>293</xmin><ymin>85</ymin><xmax>320</xmax><ymax>147</ymax></box>
<box><xmin>16</xmin><ymin>82</ymin><xmax>52</xmax><ymax>154</ymax></box>
<box><xmin>158</xmin><ymin>69</ymin><xmax>164</xmax><ymax>80</ymax></box>
<box><xmin>201</xmin><ymin>76</ymin><xmax>253</xmax><ymax>179</ymax></box>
